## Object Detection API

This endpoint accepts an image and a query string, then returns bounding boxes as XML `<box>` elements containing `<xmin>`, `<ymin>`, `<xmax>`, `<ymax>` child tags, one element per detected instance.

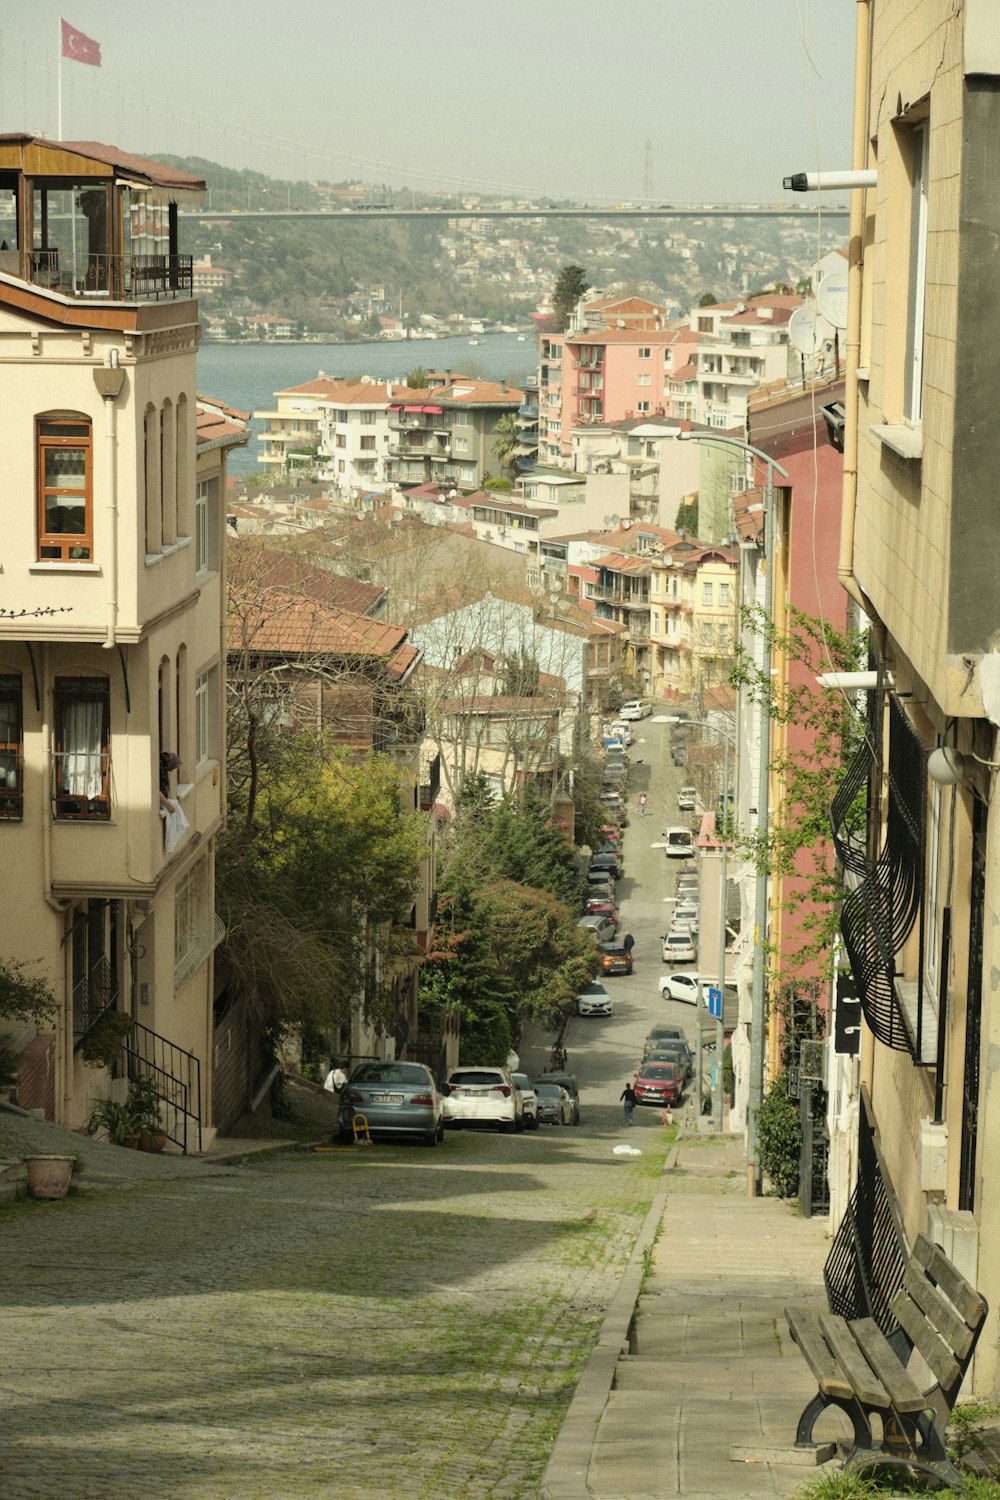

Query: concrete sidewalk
<box><xmin>542</xmin><ymin>1131</ymin><xmax>842</xmax><ymax>1500</ymax></box>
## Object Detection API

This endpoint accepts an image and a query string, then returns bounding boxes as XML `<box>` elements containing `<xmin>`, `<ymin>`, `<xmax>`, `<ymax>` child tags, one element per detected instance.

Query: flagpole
<box><xmin>57</xmin><ymin>18</ymin><xmax>63</xmax><ymax>139</ymax></box>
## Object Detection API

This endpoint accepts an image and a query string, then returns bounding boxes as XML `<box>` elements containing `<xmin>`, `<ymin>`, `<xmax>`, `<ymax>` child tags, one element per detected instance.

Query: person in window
<box><xmin>159</xmin><ymin>751</ymin><xmax>181</xmax><ymax>814</ymax></box>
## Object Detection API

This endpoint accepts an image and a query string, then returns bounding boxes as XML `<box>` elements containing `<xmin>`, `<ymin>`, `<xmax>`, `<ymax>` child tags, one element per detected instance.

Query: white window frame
<box><xmin>905</xmin><ymin>121</ymin><xmax>929</xmax><ymax>425</ymax></box>
<box><xmin>195</xmin><ymin>480</ymin><xmax>208</xmax><ymax>575</ymax></box>
<box><xmin>195</xmin><ymin>671</ymin><xmax>210</xmax><ymax>766</ymax></box>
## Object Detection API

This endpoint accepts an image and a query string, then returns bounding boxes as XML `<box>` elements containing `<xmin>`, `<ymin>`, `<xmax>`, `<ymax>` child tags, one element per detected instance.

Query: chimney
<box><xmin>386</xmin><ymin>380</ymin><xmax>393</xmax><ymax>400</ymax></box>
<box><xmin>499</xmin><ymin>380</ymin><xmax>507</xmax><ymax>395</ymax></box>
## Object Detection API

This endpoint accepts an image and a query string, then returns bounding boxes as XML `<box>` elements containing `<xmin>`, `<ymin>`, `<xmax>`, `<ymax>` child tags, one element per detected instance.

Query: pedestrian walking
<box><xmin>620</xmin><ymin>1081</ymin><xmax>637</xmax><ymax>1125</ymax></box>
<box><xmin>638</xmin><ymin>793</ymin><xmax>647</xmax><ymax>816</ymax></box>
<box><xmin>622</xmin><ymin>932</ymin><xmax>635</xmax><ymax>955</ymax></box>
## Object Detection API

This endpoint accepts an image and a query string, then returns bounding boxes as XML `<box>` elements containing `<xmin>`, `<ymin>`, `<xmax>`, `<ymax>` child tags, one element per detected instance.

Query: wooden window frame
<box><xmin>37</xmin><ymin>416</ymin><xmax>94</xmax><ymax>561</ymax></box>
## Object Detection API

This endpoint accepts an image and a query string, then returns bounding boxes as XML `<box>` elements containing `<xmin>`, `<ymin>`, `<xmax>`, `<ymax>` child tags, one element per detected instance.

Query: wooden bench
<box><xmin>786</xmin><ymin>1233</ymin><xmax>988</xmax><ymax>1489</ymax></box>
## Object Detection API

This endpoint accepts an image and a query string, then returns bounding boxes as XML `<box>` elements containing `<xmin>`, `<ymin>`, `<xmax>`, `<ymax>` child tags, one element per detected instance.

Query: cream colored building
<box><xmin>0</xmin><ymin>137</ymin><xmax>246</xmax><ymax>1148</ymax></box>
<box><xmin>648</xmin><ymin>546</ymin><xmax>738</xmax><ymax>703</ymax></box>
<box><xmin>829</xmin><ymin>0</ymin><xmax>1000</xmax><ymax>1394</ymax></box>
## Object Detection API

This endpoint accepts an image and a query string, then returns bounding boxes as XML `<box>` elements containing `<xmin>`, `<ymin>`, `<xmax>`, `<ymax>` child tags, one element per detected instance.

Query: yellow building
<box><xmin>648</xmin><ymin>545</ymin><xmax>738</xmax><ymax>703</ymax></box>
<box><xmin>829</xmin><ymin>2</ymin><xmax>1000</xmax><ymax>1393</ymax></box>
<box><xmin>0</xmin><ymin>137</ymin><xmax>247</xmax><ymax>1148</ymax></box>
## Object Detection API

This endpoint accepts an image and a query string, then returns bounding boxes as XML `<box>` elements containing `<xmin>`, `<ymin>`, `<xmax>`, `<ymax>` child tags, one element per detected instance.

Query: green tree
<box><xmin>730</xmin><ymin>604</ymin><xmax>866</xmax><ymax>990</ymax></box>
<box><xmin>491</xmin><ymin>411</ymin><xmax>521</xmax><ymax>478</ymax></box>
<box><xmin>552</xmin><ymin>264</ymin><xmax>590</xmax><ymax>333</ymax></box>
<box><xmin>698</xmin><ymin>291</ymin><xmax>720</xmax><ymax>308</ymax></box>
<box><xmin>217</xmin><ymin>736</ymin><xmax>425</xmax><ymax>1036</ymax></box>
<box><xmin>405</xmin><ymin>366</ymin><xmax>429</xmax><ymax>388</ymax></box>
<box><xmin>0</xmin><ymin>956</ymin><xmax>57</xmax><ymax>1027</ymax></box>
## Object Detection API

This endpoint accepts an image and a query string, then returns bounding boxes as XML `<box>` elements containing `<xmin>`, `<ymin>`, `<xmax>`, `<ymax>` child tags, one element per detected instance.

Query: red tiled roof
<box><xmin>228</xmin><ymin>539</ymin><xmax>385</xmax><ymax>616</ymax></box>
<box><xmin>228</xmin><ymin>590</ymin><xmax>408</xmax><ymax>660</ymax></box>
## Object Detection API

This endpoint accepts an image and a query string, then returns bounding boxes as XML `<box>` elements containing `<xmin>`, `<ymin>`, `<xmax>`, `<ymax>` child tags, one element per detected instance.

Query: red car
<box><xmin>634</xmin><ymin>1061</ymin><xmax>683</xmax><ymax>1107</ymax></box>
<box><xmin>585</xmin><ymin>896</ymin><xmax>618</xmax><ymax>922</ymax></box>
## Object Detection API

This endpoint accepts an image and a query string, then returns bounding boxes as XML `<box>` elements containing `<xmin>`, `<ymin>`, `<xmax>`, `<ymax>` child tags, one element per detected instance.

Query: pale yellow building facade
<box><xmin>0</xmin><ymin>138</ymin><xmax>246</xmax><ymax>1147</ymax></box>
<box><xmin>832</xmin><ymin>2</ymin><xmax>1000</xmax><ymax>1394</ymax></box>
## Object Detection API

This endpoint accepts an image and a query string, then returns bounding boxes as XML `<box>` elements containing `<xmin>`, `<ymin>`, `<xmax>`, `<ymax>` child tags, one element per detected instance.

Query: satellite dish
<box><xmin>817</xmin><ymin>272</ymin><xmax>849</xmax><ymax>331</ymax></box>
<box><xmin>788</xmin><ymin>303</ymin><xmax>836</xmax><ymax>356</ymax></box>
<box><xmin>603</xmin><ymin>513</ymin><xmax>621</xmax><ymax>527</ymax></box>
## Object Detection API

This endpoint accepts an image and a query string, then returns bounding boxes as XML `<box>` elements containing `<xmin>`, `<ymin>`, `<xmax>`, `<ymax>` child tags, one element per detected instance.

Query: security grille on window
<box><xmin>0</xmin><ymin>676</ymin><xmax>23</xmax><ymax>818</ymax></box>
<box><xmin>54</xmin><ymin>677</ymin><xmax>110</xmax><ymax>819</ymax></box>
<box><xmin>37</xmin><ymin>417</ymin><xmax>93</xmax><ymax>561</ymax></box>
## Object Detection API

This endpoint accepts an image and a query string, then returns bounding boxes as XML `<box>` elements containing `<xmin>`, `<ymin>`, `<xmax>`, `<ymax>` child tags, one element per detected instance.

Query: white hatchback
<box><xmin>662</xmin><ymin>930</ymin><xmax>696</xmax><ymax>963</ymax></box>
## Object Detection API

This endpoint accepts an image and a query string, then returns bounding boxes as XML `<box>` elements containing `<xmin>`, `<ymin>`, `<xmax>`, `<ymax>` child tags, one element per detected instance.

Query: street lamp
<box><xmin>674</xmin><ymin>431</ymin><xmax>788</xmax><ymax>1194</ymax></box>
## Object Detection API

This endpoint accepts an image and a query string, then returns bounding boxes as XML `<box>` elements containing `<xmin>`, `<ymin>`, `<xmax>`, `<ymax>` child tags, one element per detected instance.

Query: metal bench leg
<box><xmin>795</xmin><ymin>1392</ymin><xmax>872</xmax><ymax>1453</ymax></box>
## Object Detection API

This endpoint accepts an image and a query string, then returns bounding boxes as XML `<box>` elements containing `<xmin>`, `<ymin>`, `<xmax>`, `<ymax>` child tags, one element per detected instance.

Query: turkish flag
<box><xmin>61</xmin><ymin>20</ymin><xmax>101</xmax><ymax>67</ymax></box>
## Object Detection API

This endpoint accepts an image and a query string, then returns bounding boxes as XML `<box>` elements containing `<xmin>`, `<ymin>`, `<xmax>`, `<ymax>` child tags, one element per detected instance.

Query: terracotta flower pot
<box><xmin>24</xmin><ymin>1155</ymin><xmax>75</xmax><ymax>1200</ymax></box>
<box><xmin>138</xmin><ymin>1130</ymin><xmax>167</xmax><ymax>1153</ymax></box>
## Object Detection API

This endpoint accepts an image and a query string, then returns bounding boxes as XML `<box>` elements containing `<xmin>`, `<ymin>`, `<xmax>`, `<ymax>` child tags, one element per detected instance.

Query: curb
<box><xmin>539</xmin><ymin>1131</ymin><xmax>683</xmax><ymax>1499</ymax></box>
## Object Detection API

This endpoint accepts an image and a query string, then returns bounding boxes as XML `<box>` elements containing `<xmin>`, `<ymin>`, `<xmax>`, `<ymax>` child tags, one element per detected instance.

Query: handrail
<box><xmin>126</xmin><ymin>1018</ymin><xmax>202</xmax><ymax>1153</ymax></box>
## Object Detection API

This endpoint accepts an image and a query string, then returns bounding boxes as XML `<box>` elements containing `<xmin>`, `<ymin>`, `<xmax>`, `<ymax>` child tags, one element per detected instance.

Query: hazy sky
<box><xmin>0</xmin><ymin>2</ymin><xmax>856</xmax><ymax>202</ymax></box>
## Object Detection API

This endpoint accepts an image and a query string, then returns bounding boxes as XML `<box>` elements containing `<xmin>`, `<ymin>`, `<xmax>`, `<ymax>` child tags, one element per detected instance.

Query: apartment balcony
<box><xmin>590</xmin><ymin>585</ymin><xmax>650</xmax><ymax>609</ymax></box>
<box><xmin>629</xmin><ymin>623</ymin><xmax>650</xmax><ymax>644</ymax></box>
<box><xmin>388</xmin><ymin>410</ymin><xmax>449</xmax><ymax>432</ymax></box>
<box><xmin>574</xmin><ymin>385</ymin><xmax>604</xmax><ymax>398</ymax></box>
<box><xmin>2</xmin><ymin>248</ymin><xmax>195</xmax><ymax>302</ymax></box>
<box><xmin>517</xmin><ymin>400</ymin><xmax>539</xmax><ymax>420</ymax></box>
<box><xmin>388</xmin><ymin>436</ymin><xmax>450</xmax><ymax>458</ymax></box>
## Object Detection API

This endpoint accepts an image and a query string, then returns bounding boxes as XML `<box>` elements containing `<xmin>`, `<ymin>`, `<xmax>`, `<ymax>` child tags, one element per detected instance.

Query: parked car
<box><xmin>677</xmin><ymin>786</ymin><xmax>697</xmax><ymax>811</ymax></box>
<box><xmin>644</xmin><ymin>1038</ymin><xmax>693</xmax><ymax>1077</ymax></box>
<box><xmin>646</xmin><ymin>1024</ymin><xmax>688</xmax><ymax>1046</ymax></box>
<box><xmin>441</xmin><ymin>1066</ymin><xmax>523</xmax><ymax>1132</ymax></box>
<box><xmin>634</xmin><ymin>1061</ymin><xmax>684</xmax><ymax>1107</ymax></box>
<box><xmin>535</xmin><ymin>1070</ymin><xmax>581</xmax><ymax>1124</ymax></box>
<box><xmin>673</xmin><ymin>904</ymin><xmax>699</xmax><ymax>934</ymax></box>
<box><xmin>575</xmin><ymin>980</ymin><xmax>614</xmax><ymax>1016</ymax></box>
<box><xmin>584</xmin><ymin>896</ymin><xmax>617</xmax><ymax>922</ymax></box>
<box><xmin>597</xmin><ymin>941</ymin><xmax>633</xmax><ymax>976</ymax></box>
<box><xmin>664</xmin><ymin>827</ymin><xmax>695</xmax><ymax>859</ymax></box>
<box><xmin>619</xmin><ymin>698</ymin><xmax>653</xmax><ymax>720</ymax></box>
<box><xmin>535</xmin><ymin>1081</ymin><xmax>574</xmax><ymax>1125</ymax></box>
<box><xmin>659</xmin><ymin>972</ymin><xmax>705</xmax><ymax>1005</ymax></box>
<box><xmin>667</xmin><ymin>709</ymin><xmax>691</xmax><ymax>723</ymax></box>
<box><xmin>675</xmin><ymin>874</ymin><xmax>699</xmax><ymax>895</ymax></box>
<box><xmin>608</xmin><ymin>721</ymin><xmax>633</xmax><ymax>746</ymax></box>
<box><xmin>599</xmin><ymin>791</ymin><xmax>626</xmax><ymax>817</ymax></box>
<box><xmin>662</xmin><ymin>929</ymin><xmax>696</xmax><ymax>963</ymax></box>
<box><xmin>337</xmin><ymin>1061</ymin><xmax>445</xmax><ymax>1146</ymax></box>
<box><xmin>510</xmin><ymin>1072</ymin><xmax>540</xmax><ymax>1130</ymax></box>
<box><xmin>671</xmin><ymin>742</ymin><xmax>689</xmax><ymax>767</ymax></box>
<box><xmin>590</xmin><ymin>852</ymin><xmax>622</xmax><ymax>878</ymax></box>
<box><xmin>599</xmin><ymin>824</ymin><xmax>622</xmax><ymax>845</ymax></box>
<box><xmin>578</xmin><ymin>912</ymin><xmax>617</xmax><ymax>943</ymax></box>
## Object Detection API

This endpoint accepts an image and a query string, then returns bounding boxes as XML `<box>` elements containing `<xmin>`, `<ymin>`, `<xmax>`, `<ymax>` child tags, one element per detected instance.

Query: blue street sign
<box><xmin>707</xmin><ymin>985</ymin><xmax>722</xmax><ymax>1019</ymax></box>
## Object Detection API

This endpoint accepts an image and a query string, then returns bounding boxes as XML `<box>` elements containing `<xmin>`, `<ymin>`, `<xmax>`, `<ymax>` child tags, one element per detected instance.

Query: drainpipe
<box><xmin>93</xmin><ymin>348</ymin><xmax>126</xmax><ymax>649</ymax></box>
<box><xmin>40</xmin><ymin>645</ymin><xmax>72</xmax><ymax>1115</ymax></box>
<box><xmin>838</xmin><ymin>0</ymin><xmax>874</xmax><ymax>622</ymax></box>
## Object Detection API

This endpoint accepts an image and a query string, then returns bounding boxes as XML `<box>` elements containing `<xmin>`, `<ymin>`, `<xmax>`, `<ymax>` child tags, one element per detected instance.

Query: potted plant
<box><xmin>79</xmin><ymin>1010</ymin><xmax>133</xmax><ymax>1070</ymax></box>
<box><xmin>86</xmin><ymin>1094</ymin><xmax>144</xmax><ymax>1148</ymax></box>
<box><xmin>127</xmin><ymin>1074</ymin><xmax>167</xmax><ymax>1152</ymax></box>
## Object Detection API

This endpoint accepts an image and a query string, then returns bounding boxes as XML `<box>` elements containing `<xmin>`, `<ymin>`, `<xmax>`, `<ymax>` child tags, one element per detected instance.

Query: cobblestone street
<box><xmin>1</xmin><ymin>1117</ymin><xmax>671</xmax><ymax>1500</ymax></box>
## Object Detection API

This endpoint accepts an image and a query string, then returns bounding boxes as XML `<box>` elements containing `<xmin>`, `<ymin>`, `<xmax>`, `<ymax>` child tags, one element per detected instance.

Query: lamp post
<box><xmin>675</xmin><ymin>431</ymin><xmax>788</xmax><ymax>1191</ymax></box>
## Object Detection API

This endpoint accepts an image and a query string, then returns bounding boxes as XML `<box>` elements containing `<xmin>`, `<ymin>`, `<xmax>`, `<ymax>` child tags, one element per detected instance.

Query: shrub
<box><xmin>757</xmin><ymin>1071</ymin><xmax>801</xmax><ymax>1197</ymax></box>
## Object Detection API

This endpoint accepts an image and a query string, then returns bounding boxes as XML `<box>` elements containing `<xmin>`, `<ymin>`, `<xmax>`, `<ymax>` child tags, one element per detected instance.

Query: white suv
<box><xmin>442</xmin><ymin>1067</ymin><xmax>524</xmax><ymax>1132</ymax></box>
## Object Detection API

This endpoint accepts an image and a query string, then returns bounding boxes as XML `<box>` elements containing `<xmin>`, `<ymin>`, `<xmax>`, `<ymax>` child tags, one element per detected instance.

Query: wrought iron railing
<box><xmin>419</xmin><ymin>752</ymin><xmax>441</xmax><ymax>810</ymax></box>
<box><xmin>23</xmin><ymin>250</ymin><xmax>193</xmax><ymax>301</ymax></box>
<box><xmin>839</xmin><ymin>695</ymin><xmax>926</xmax><ymax>1055</ymax></box>
<box><xmin>72</xmin><ymin>956</ymin><xmax>118</xmax><ymax>1042</ymax></box>
<box><xmin>126</xmin><ymin>1019</ymin><xmax>202</xmax><ymax>1154</ymax></box>
<box><xmin>824</xmin><ymin>1085</ymin><xmax>908</xmax><ymax>1337</ymax></box>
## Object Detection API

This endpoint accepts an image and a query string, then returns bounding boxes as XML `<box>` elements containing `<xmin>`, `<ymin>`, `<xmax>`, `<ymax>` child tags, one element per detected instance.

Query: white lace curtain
<box><xmin>61</xmin><ymin>698</ymin><xmax>104</xmax><ymax>797</ymax></box>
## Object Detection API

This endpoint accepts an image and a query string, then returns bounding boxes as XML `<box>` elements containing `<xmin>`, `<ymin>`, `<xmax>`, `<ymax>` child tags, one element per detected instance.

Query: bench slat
<box><xmin>903</xmin><ymin>1263</ymin><xmax>974</xmax><ymax>1360</ymax></box>
<box><xmin>819</xmin><ymin>1313</ymin><xmax>891</xmax><ymax>1408</ymax></box>
<box><xmin>850</xmin><ymin>1317</ymin><xmax>927</xmax><ymax>1412</ymax></box>
<box><xmin>891</xmin><ymin>1290</ymin><xmax>961</xmax><ymax>1393</ymax></box>
<box><xmin>786</xmin><ymin>1304</ymin><xmax>853</xmax><ymax>1401</ymax></box>
<box><xmin>911</xmin><ymin>1234</ymin><xmax>987</xmax><ymax>1330</ymax></box>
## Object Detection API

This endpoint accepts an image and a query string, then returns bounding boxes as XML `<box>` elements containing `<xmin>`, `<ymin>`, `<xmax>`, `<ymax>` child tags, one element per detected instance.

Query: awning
<box><xmin>422</xmin><ymin>404</ymin><xmax>444</xmax><ymax>414</ymax></box>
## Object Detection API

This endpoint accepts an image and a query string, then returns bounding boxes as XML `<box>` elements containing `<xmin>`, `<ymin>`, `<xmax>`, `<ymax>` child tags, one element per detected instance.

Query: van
<box><xmin>678</xmin><ymin>786</ymin><xmax>697</xmax><ymax>811</ymax></box>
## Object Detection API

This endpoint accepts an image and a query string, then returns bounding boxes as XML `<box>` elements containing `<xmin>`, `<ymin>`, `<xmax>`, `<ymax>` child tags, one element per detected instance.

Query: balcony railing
<box><xmin>17</xmin><ymin>250</ymin><xmax>195</xmax><ymax>301</ymax></box>
<box><xmin>419</xmin><ymin>753</ymin><xmax>441</xmax><ymax>810</ymax></box>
